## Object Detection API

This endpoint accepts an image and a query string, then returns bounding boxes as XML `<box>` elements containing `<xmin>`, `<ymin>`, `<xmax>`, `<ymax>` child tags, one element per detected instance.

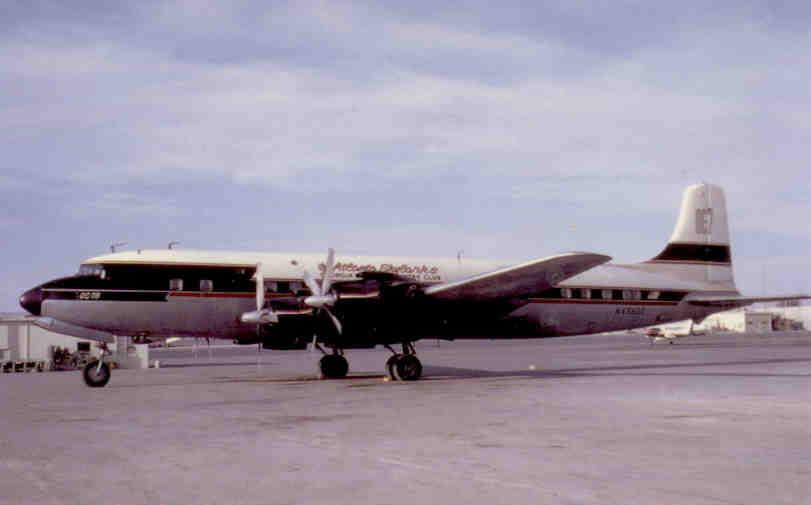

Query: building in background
<box><xmin>744</xmin><ymin>312</ymin><xmax>773</xmax><ymax>333</ymax></box>
<box><xmin>0</xmin><ymin>313</ymin><xmax>92</xmax><ymax>363</ymax></box>
<box><xmin>699</xmin><ymin>303</ymin><xmax>810</xmax><ymax>333</ymax></box>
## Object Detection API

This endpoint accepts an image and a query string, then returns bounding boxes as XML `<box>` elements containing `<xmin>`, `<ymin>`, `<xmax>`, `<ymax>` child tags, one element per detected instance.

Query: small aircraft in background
<box><xmin>644</xmin><ymin>321</ymin><xmax>706</xmax><ymax>344</ymax></box>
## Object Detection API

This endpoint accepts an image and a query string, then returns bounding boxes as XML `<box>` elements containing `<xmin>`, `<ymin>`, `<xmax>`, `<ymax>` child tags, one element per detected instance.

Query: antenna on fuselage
<box><xmin>168</xmin><ymin>241</ymin><xmax>180</xmax><ymax>250</ymax></box>
<box><xmin>110</xmin><ymin>242</ymin><xmax>127</xmax><ymax>253</ymax></box>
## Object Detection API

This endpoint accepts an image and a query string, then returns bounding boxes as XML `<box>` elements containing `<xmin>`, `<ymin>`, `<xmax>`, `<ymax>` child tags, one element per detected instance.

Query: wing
<box><xmin>687</xmin><ymin>294</ymin><xmax>811</xmax><ymax>308</ymax></box>
<box><xmin>424</xmin><ymin>252</ymin><xmax>611</xmax><ymax>303</ymax></box>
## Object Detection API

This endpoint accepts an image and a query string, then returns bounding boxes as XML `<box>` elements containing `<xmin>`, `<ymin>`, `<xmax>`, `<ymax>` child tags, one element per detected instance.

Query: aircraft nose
<box><xmin>19</xmin><ymin>287</ymin><xmax>43</xmax><ymax>316</ymax></box>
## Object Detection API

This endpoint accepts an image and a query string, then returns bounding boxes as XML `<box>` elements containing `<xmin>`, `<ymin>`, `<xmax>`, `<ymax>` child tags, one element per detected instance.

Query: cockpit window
<box><xmin>78</xmin><ymin>264</ymin><xmax>106</xmax><ymax>279</ymax></box>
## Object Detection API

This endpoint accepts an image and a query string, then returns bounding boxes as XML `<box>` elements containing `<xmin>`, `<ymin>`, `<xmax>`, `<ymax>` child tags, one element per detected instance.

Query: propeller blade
<box><xmin>322</xmin><ymin>247</ymin><xmax>335</xmax><ymax>295</ymax></box>
<box><xmin>302</xmin><ymin>270</ymin><xmax>322</xmax><ymax>297</ymax></box>
<box><xmin>240</xmin><ymin>264</ymin><xmax>279</xmax><ymax>324</ymax></box>
<box><xmin>255</xmin><ymin>263</ymin><xmax>264</xmax><ymax>311</ymax></box>
<box><xmin>324</xmin><ymin>307</ymin><xmax>342</xmax><ymax>335</ymax></box>
<box><xmin>301</xmin><ymin>248</ymin><xmax>342</xmax><ymax>338</ymax></box>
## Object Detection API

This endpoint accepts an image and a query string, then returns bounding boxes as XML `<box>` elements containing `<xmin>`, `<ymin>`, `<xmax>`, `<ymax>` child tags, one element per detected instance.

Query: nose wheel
<box><xmin>82</xmin><ymin>342</ymin><xmax>112</xmax><ymax>388</ymax></box>
<box><xmin>83</xmin><ymin>360</ymin><xmax>111</xmax><ymax>388</ymax></box>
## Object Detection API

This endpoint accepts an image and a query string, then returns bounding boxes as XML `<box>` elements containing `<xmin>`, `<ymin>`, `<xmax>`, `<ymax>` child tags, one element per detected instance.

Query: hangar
<box><xmin>700</xmin><ymin>304</ymin><xmax>810</xmax><ymax>333</ymax></box>
<box><xmin>0</xmin><ymin>313</ymin><xmax>89</xmax><ymax>366</ymax></box>
<box><xmin>0</xmin><ymin>313</ymin><xmax>148</xmax><ymax>372</ymax></box>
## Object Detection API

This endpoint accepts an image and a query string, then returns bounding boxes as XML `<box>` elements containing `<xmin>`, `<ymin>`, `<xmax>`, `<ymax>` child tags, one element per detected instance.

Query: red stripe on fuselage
<box><xmin>526</xmin><ymin>299</ymin><xmax>679</xmax><ymax>306</ymax></box>
<box><xmin>643</xmin><ymin>260</ymin><xmax>732</xmax><ymax>266</ymax></box>
<box><xmin>168</xmin><ymin>292</ymin><xmax>258</xmax><ymax>299</ymax></box>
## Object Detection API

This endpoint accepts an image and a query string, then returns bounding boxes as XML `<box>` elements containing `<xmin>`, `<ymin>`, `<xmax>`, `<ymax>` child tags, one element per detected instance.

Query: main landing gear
<box><xmin>384</xmin><ymin>342</ymin><xmax>423</xmax><ymax>381</ymax></box>
<box><xmin>314</xmin><ymin>341</ymin><xmax>423</xmax><ymax>381</ymax></box>
<box><xmin>318</xmin><ymin>349</ymin><xmax>349</xmax><ymax>379</ymax></box>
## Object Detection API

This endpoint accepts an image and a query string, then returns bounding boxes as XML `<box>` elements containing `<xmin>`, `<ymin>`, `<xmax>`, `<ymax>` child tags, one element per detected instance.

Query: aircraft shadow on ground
<box><xmin>422</xmin><ymin>356</ymin><xmax>811</xmax><ymax>380</ymax></box>
<box><xmin>108</xmin><ymin>356</ymin><xmax>811</xmax><ymax>389</ymax></box>
<box><xmin>160</xmin><ymin>361</ymin><xmax>280</xmax><ymax>368</ymax></box>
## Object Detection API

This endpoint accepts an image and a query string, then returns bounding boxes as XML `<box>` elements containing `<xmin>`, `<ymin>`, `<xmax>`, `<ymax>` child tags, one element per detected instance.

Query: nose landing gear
<box><xmin>83</xmin><ymin>360</ymin><xmax>111</xmax><ymax>387</ymax></box>
<box><xmin>83</xmin><ymin>342</ymin><xmax>112</xmax><ymax>388</ymax></box>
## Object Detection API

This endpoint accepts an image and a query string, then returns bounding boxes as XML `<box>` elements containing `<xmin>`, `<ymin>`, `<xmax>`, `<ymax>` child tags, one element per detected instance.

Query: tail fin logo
<box><xmin>695</xmin><ymin>208</ymin><xmax>713</xmax><ymax>235</ymax></box>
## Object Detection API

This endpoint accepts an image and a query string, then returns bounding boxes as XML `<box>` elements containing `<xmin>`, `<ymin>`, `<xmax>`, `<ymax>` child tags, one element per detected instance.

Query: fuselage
<box><xmin>20</xmin><ymin>249</ymin><xmax>738</xmax><ymax>342</ymax></box>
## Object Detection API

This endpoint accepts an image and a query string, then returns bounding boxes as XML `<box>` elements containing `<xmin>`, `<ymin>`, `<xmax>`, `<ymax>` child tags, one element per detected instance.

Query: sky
<box><xmin>1</xmin><ymin>0</ymin><xmax>810</xmax><ymax>311</ymax></box>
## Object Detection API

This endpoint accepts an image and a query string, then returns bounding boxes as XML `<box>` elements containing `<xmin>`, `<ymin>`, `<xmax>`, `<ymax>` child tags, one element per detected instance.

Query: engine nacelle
<box><xmin>260</xmin><ymin>322</ymin><xmax>310</xmax><ymax>350</ymax></box>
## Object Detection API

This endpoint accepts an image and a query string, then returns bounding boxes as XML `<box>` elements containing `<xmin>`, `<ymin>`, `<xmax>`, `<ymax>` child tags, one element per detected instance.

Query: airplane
<box><xmin>19</xmin><ymin>183</ymin><xmax>809</xmax><ymax>387</ymax></box>
<box><xmin>644</xmin><ymin>320</ymin><xmax>705</xmax><ymax>344</ymax></box>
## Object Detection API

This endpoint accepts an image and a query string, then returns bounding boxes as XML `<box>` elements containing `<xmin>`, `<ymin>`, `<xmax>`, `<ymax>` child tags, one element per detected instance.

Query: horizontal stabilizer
<box><xmin>687</xmin><ymin>294</ymin><xmax>811</xmax><ymax>308</ymax></box>
<box><xmin>30</xmin><ymin>317</ymin><xmax>115</xmax><ymax>343</ymax></box>
<box><xmin>425</xmin><ymin>252</ymin><xmax>611</xmax><ymax>303</ymax></box>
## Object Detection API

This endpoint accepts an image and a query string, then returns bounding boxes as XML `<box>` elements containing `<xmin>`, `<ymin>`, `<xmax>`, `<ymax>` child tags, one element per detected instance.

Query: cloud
<box><xmin>0</xmin><ymin>1</ymin><xmax>809</xmax><ymax>311</ymax></box>
<box><xmin>0</xmin><ymin>175</ymin><xmax>29</xmax><ymax>190</ymax></box>
<box><xmin>75</xmin><ymin>191</ymin><xmax>181</xmax><ymax>218</ymax></box>
<box><xmin>3</xmin><ymin>8</ymin><xmax>807</xmax><ymax>186</ymax></box>
<box><xmin>0</xmin><ymin>216</ymin><xmax>23</xmax><ymax>229</ymax></box>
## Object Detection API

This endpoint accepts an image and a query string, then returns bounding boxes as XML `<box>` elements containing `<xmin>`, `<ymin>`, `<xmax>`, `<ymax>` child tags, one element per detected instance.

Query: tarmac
<box><xmin>1</xmin><ymin>331</ymin><xmax>809</xmax><ymax>505</ymax></box>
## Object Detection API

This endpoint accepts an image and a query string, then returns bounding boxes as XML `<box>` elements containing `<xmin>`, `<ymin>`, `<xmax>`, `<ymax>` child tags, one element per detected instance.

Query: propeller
<box><xmin>240</xmin><ymin>263</ymin><xmax>279</xmax><ymax>324</ymax></box>
<box><xmin>302</xmin><ymin>248</ymin><xmax>342</xmax><ymax>335</ymax></box>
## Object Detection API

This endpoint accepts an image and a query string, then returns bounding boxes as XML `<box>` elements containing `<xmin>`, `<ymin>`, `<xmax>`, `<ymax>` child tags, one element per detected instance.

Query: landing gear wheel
<box><xmin>83</xmin><ymin>361</ymin><xmax>110</xmax><ymax>388</ymax></box>
<box><xmin>394</xmin><ymin>354</ymin><xmax>422</xmax><ymax>381</ymax></box>
<box><xmin>385</xmin><ymin>354</ymin><xmax>402</xmax><ymax>380</ymax></box>
<box><xmin>319</xmin><ymin>354</ymin><xmax>349</xmax><ymax>379</ymax></box>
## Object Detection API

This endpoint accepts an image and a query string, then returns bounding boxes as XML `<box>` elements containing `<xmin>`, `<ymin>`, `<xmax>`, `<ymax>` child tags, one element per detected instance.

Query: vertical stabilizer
<box><xmin>667</xmin><ymin>183</ymin><xmax>729</xmax><ymax>247</ymax></box>
<box><xmin>647</xmin><ymin>183</ymin><xmax>736</xmax><ymax>289</ymax></box>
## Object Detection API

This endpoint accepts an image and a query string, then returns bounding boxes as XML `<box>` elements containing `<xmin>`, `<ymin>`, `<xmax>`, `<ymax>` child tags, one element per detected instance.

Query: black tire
<box><xmin>395</xmin><ymin>354</ymin><xmax>422</xmax><ymax>381</ymax></box>
<box><xmin>83</xmin><ymin>361</ymin><xmax>111</xmax><ymax>388</ymax></box>
<box><xmin>385</xmin><ymin>354</ymin><xmax>401</xmax><ymax>380</ymax></box>
<box><xmin>319</xmin><ymin>354</ymin><xmax>349</xmax><ymax>379</ymax></box>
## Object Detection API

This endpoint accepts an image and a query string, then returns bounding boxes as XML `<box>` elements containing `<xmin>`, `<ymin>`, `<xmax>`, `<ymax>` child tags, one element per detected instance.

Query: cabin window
<box><xmin>561</xmin><ymin>288</ymin><xmax>572</xmax><ymax>299</ymax></box>
<box><xmin>601</xmin><ymin>289</ymin><xmax>612</xmax><ymax>300</ymax></box>
<box><xmin>648</xmin><ymin>291</ymin><xmax>660</xmax><ymax>300</ymax></box>
<box><xmin>620</xmin><ymin>289</ymin><xmax>642</xmax><ymax>300</ymax></box>
<box><xmin>613</xmin><ymin>289</ymin><xmax>623</xmax><ymax>300</ymax></box>
<box><xmin>199</xmin><ymin>279</ymin><xmax>213</xmax><ymax>292</ymax></box>
<box><xmin>289</xmin><ymin>281</ymin><xmax>303</xmax><ymax>293</ymax></box>
<box><xmin>577</xmin><ymin>288</ymin><xmax>591</xmax><ymax>299</ymax></box>
<box><xmin>276</xmin><ymin>281</ymin><xmax>290</xmax><ymax>293</ymax></box>
<box><xmin>169</xmin><ymin>278</ymin><xmax>184</xmax><ymax>291</ymax></box>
